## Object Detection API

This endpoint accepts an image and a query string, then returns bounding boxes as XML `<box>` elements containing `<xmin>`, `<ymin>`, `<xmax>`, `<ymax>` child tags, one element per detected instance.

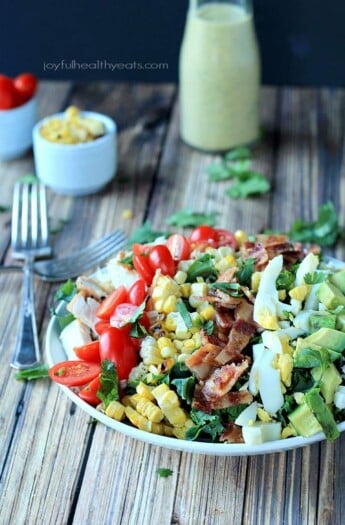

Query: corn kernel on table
<box><xmin>1</xmin><ymin>82</ymin><xmax>345</xmax><ymax>525</ymax></box>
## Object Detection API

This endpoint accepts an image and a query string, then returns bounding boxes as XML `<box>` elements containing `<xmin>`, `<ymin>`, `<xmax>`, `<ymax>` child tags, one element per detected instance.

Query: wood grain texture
<box><xmin>1</xmin><ymin>82</ymin><xmax>345</xmax><ymax>525</ymax></box>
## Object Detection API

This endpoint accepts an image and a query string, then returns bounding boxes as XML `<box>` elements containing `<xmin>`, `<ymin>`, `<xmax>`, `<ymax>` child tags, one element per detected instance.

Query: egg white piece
<box><xmin>60</xmin><ymin>319</ymin><xmax>92</xmax><ymax>360</ymax></box>
<box><xmin>235</xmin><ymin>402</ymin><xmax>258</xmax><ymax>426</ymax></box>
<box><xmin>249</xmin><ymin>347</ymin><xmax>284</xmax><ymax>415</ymax></box>
<box><xmin>253</xmin><ymin>255</ymin><xmax>283</xmax><ymax>330</ymax></box>
<box><xmin>295</xmin><ymin>253</ymin><xmax>319</xmax><ymax>286</ymax></box>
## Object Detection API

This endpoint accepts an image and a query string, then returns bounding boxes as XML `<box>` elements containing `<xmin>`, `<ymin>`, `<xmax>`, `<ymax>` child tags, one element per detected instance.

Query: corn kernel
<box><xmin>122</xmin><ymin>209</ymin><xmax>133</xmax><ymax>220</ymax></box>
<box><xmin>162</xmin><ymin>296</ymin><xmax>177</xmax><ymax>314</ymax></box>
<box><xmin>105</xmin><ymin>400</ymin><xmax>125</xmax><ymax>421</ymax></box>
<box><xmin>160</xmin><ymin>346</ymin><xmax>177</xmax><ymax>358</ymax></box>
<box><xmin>136</xmin><ymin>382</ymin><xmax>154</xmax><ymax>400</ymax></box>
<box><xmin>183</xmin><ymin>338</ymin><xmax>196</xmax><ymax>351</ymax></box>
<box><xmin>234</xmin><ymin>229</ymin><xmax>248</xmax><ymax>246</ymax></box>
<box><xmin>177</xmin><ymin>353</ymin><xmax>190</xmax><ymax>363</ymax></box>
<box><xmin>199</xmin><ymin>304</ymin><xmax>216</xmax><ymax>321</ymax></box>
<box><xmin>124</xmin><ymin>406</ymin><xmax>153</xmax><ymax>432</ymax></box>
<box><xmin>215</xmin><ymin>255</ymin><xmax>237</xmax><ymax>273</ymax></box>
<box><xmin>136</xmin><ymin>397</ymin><xmax>164</xmax><ymax>423</ymax></box>
<box><xmin>165</xmin><ymin>313</ymin><xmax>177</xmax><ymax>331</ymax></box>
<box><xmin>281</xmin><ymin>424</ymin><xmax>297</xmax><ymax>439</ymax></box>
<box><xmin>174</xmin><ymin>270</ymin><xmax>187</xmax><ymax>285</ymax></box>
<box><xmin>278</xmin><ymin>289</ymin><xmax>287</xmax><ymax>301</ymax></box>
<box><xmin>65</xmin><ymin>105</ymin><xmax>80</xmax><ymax>119</ymax></box>
<box><xmin>180</xmin><ymin>283</ymin><xmax>191</xmax><ymax>298</ymax></box>
<box><xmin>257</xmin><ymin>407</ymin><xmax>272</xmax><ymax>422</ymax></box>
<box><xmin>189</xmin><ymin>282</ymin><xmax>208</xmax><ymax>308</ymax></box>
<box><xmin>251</xmin><ymin>271</ymin><xmax>261</xmax><ymax>292</ymax></box>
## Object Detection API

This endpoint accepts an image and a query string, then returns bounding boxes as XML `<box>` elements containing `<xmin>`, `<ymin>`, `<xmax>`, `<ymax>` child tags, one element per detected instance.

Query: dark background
<box><xmin>1</xmin><ymin>0</ymin><xmax>345</xmax><ymax>87</ymax></box>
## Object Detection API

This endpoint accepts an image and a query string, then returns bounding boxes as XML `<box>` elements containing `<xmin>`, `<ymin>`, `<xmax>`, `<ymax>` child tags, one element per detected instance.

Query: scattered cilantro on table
<box><xmin>157</xmin><ymin>468</ymin><xmax>173</xmax><ymax>478</ymax></box>
<box><xmin>166</xmin><ymin>209</ymin><xmax>217</xmax><ymax>228</ymax></box>
<box><xmin>206</xmin><ymin>146</ymin><xmax>271</xmax><ymax>199</ymax></box>
<box><xmin>15</xmin><ymin>364</ymin><xmax>49</xmax><ymax>381</ymax></box>
<box><xmin>288</xmin><ymin>201</ymin><xmax>343</xmax><ymax>247</ymax></box>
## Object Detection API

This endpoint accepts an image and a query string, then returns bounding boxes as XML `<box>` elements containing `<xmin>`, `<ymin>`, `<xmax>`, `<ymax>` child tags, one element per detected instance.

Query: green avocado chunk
<box><xmin>288</xmin><ymin>403</ymin><xmax>322</xmax><ymax>437</ymax></box>
<box><xmin>311</xmin><ymin>363</ymin><xmax>342</xmax><ymax>404</ymax></box>
<box><xmin>302</xmin><ymin>328</ymin><xmax>345</xmax><ymax>353</ymax></box>
<box><xmin>317</xmin><ymin>281</ymin><xmax>345</xmax><ymax>309</ymax></box>
<box><xmin>330</xmin><ymin>268</ymin><xmax>345</xmax><ymax>294</ymax></box>
<box><xmin>305</xmin><ymin>388</ymin><xmax>340</xmax><ymax>441</ymax></box>
<box><xmin>309</xmin><ymin>312</ymin><xmax>336</xmax><ymax>332</ymax></box>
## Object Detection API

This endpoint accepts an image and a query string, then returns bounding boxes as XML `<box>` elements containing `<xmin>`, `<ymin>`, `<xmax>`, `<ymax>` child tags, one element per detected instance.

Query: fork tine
<box><xmin>31</xmin><ymin>183</ymin><xmax>39</xmax><ymax>247</ymax></box>
<box><xmin>39</xmin><ymin>183</ymin><xmax>49</xmax><ymax>246</ymax></box>
<box><xmin>11</xmin><ymin>183</ymin><xmax>21</xmax><ymax>249</ymax></box>
<box><xmin>34</xmin><ymin>231</ymin><xmax>127</xmax><ymax>280</ymax></box>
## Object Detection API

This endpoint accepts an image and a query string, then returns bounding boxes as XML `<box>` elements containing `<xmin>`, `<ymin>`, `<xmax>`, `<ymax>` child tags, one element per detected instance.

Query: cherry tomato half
<box><xmin>189</xmin><ymin>225</ymin><xmax>237</xmax><ymax>250</ymax></box>
<box><xmin>94</xmin><ymin>320</ymin><xmax>111</xmax><ymax>335</ymax></box>
<box><xmin>0</xmin><ymin>75</ymin><xmax>16</xmax><ymax>110</ymax></box>
<box><xmin>128</xmin><ymin>278</ymin><xmax>147</xmax><ymax>306</ymax></box>
<box><xmin>189</xmin><ymin>225</ymin><xmax>219</xmax><ymax>246</ymax></box>
<box><xmin>110</xmin><ymin>303</ymin><xmax>150</xmax><ymax>330</ymax></box>
<box><xmin>79</xmin><ymin>375</ymin><xmax>101</xmax><ymax>405</ymax></box>
<box><xmin>133</xmin><ymin>254</ymin><xmax>155</xmax><ymax>284</ymax></box>
<box><xmin>166</xmin><ymin>233</ymin><xmax>191</xmax><ymax>262</ymax></box>
<box><xmin>49</xmin><ymin>361</ymin><xmax>100</xmax><ymax>387</ymax></box>
<box><xmin>99</xmin><ymin>327</ymin><xmax>138</xmax><ymax>380</ymax></box>
<box><xmin>74</xmin><ymin>340</ymin><xmax>101</xmax><ymax>363</ymax></box>
<box><xmin>148</xmin><ymin>245</ymin><xmax>175</xmax><ymax>277</ymax></box>
<box><xmin>213</xmin><ymin>228</ymin><xmax>238</xmax><ymax>250</ymax></box>
<box><xmin>96</xmin><ymin>286</ymin><xmax>128</xmax><ymax>320</ymax></box>
<box><xmin>13</xmin><ymin>73</ymin><xmax>37</xmax><ymax>103</ymax></box>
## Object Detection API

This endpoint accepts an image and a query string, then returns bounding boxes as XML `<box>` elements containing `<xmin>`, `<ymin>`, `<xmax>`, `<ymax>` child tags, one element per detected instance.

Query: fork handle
<box><xmin>11</xmin><ymin>258</ymin><xmax>41</xmax><ymax>369</ymax></box>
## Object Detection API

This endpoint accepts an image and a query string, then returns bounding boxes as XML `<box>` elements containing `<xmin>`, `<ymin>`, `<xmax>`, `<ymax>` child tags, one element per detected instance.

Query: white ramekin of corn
<box><xmin>32</xmin><ymin>106</ymin><xmax>117</xmax><ymax>196</ymax></box>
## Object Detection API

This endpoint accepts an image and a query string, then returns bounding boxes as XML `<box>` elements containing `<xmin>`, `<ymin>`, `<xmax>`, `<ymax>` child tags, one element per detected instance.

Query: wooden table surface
<box><xmin>1</xmin><ymin>82</ymin><xmax>345</xmax><ymax>525</ymax></box>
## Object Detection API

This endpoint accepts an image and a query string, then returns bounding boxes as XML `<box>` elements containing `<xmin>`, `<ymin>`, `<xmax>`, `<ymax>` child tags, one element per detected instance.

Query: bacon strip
<box><xmin>215</xmin><ymin>320</ymin><xmax>256</xmax><ymax>365</ymax></box>
<box><xmin>201</xmin><ymin>360</ymin><xmax>249</xmax><ymax>401</ymax></box>
<box><xmin>192</xmin><ymin>386</ymin><xmax>253</xmax><ymax>413</ymax></box>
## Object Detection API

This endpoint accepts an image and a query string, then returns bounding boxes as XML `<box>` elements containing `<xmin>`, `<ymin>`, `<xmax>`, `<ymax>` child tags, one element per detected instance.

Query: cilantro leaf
<box><xmin>207</xmin><ymin>164</ymin><xmax>233</xmax><ymax>182</ymax></box>
<box><xmin>236</xmin><ymin>258</ymin><xmax>255</xmax><ymax>287</ymax></box>
<box><xmin>226</xmin><ymin>174</ymin><xmax>270</xmax><ymax>199</ymax></box>
<box><xmin>289</xmin><ymin>202</ymin><xmax>341</xmax><ymax>247</ymax></box>
<box><xmin>15</xmin><ymin>364</ymin><xmax>49</xmax><ymax>381</ymax></box>
<box><xmin>224</xmin><ymin>146</ymin><xmax>252</xmax><ymax>162</ymax></box>
<box><xmin>210</xmin><ymin>282</ymin><xmax>244</xmax><ymax>297</ymax></box>
<box><xmin>276</xmin><ymin>270</ymin><xmax>295</xmax><ymax>290</ymax></box>
<box><xmin>176</xmin><ymin>299</ymin><xmax>193</xmax><ymax>329</ymax></box>
<box><xmin>187</xmin><ymin>410</ymin><xmax>224</xmax><ymax>441</ymax></box>
<box><xmin>97</xmin><ymin>360</ymin><xmax>120</xmax><ymax>408</ymax></box>
<box><xmin>171</xmin><ymin>376</ymin><xmax>195</xmax><ymax>404</ymax></box>
<box><xmin>157</xmin><ymin>468</ymin><xmax>173</xmax><ymax>478</ymax></box>
<box><xmin>166</xmin><ymin>209</ymin><xmax>217</xmax><ymax>227</ymax></box>
<box><xmin>128</xmin><ymin>221</ymin><xmax>167</xmax><ymax>245</ymax></box>
<box><xmin>54</xmin><ymin>279</ymin><xmax>77</xmax><ymax>302</ymax></box>
<box><xmin>186</xmin><ymin>254</ymin><xmax>218</xmax><ymax>282</ymax></box>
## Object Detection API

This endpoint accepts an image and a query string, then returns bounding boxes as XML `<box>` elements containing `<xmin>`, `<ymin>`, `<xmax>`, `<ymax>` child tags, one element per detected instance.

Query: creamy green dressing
<box><xmin>179</xmin><ymin>2</ymin><xmax>261</xmax><ymax>151</ymax></box>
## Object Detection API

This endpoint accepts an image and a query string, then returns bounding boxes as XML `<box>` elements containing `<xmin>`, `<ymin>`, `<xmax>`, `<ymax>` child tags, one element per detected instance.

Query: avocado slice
<box><xmin>309</xmin><ymin>312</ymin><xmax>336</xmax><ymax>332</ymax></box>
<box><xmin>295</xmin><ymin>338</ymin><xmax>341</xmax><ymax>362</ymax></box>
<box><xmin>311</xmin><ymin>363</ymin><xmax>342</xmax><ymax>404</ymax></box>
<box><xmin>330</xmin><ymin>268</ymin><xmax>345</xmax><ymax>294</ymax></box>
<box><xmin>288</xmin><ymin>403</ymin><xmax>322</xmax><ymax>437</ymax></box>
<box><xmin>317</xmin><ymin>281</ymin><xmax>345</xmax><ymax>309</ymax></box>
<box><xmin>305</xmin><ymin>388</ymin><xmax>340</xmax><ymax>441</ymax></box>
<box><xmin>302</xmin><ymin>328</ymin><xmax>345</xmax><ymax>353</ymax></box>
<box><xmin>336</xmin><ymin>313</ymin><xmax>345</xmax><ymax>332</ymax></box>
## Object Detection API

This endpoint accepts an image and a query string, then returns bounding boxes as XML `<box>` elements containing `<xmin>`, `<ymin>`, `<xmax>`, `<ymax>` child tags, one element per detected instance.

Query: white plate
<box><xmin>45</xmin><ymin>258</ymin><xmax>345</xmax><ymax>456</ymax></box>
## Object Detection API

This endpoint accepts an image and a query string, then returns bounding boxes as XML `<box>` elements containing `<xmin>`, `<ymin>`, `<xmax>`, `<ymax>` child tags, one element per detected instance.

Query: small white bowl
<box><xmin>32</xmin><ymin>111</ymin><xmax>117</xmax><ymax>196</ymax></box>
<box><xmin>0</xmin><ymin>96</ymin><xmax>37</xmax><ymax>161</ymax></box>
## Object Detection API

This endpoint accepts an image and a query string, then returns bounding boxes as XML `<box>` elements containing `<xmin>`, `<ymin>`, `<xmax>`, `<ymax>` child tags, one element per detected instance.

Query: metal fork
<box><xmin>34</xmin><ymin>230</ymin><xmax>127</xmax><ymax>281</ymax></box>
<box><xmin>11</xmin><ymin>182</ymin><xmax>52</xmax><ymax>369</ymax></box>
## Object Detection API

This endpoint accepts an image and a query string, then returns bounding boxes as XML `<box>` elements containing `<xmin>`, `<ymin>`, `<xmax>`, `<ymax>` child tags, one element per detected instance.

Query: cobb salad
<box><xmin>49</xmin><ymin>225</ymin><xmax>345</xmax><ymax>446</ymax></box>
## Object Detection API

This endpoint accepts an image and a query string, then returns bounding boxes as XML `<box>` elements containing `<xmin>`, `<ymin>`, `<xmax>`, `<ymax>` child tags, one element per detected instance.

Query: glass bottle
<box><xmin>179</xmin><ymin>0</ymin><xmax>261</xmax><ymax>152</ymax></box>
